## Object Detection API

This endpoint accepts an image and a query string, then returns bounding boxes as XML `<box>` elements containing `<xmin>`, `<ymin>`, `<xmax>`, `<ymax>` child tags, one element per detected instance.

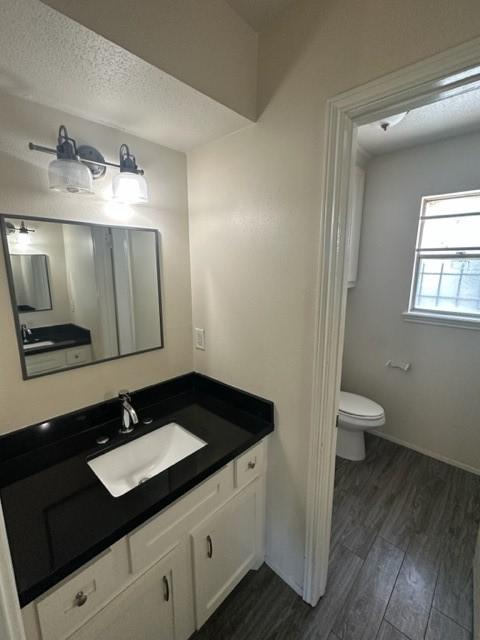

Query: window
<box><xmin>407</xmin><ymin>191</ymin><xmax>480</xmax><ymax>325</ymax></box>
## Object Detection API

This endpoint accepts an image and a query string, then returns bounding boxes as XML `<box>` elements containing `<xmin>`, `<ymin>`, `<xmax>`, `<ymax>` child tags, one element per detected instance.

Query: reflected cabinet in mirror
<box><xmin>1</xmin><ymin>215</ymin><xmax>164</xmax><ymax>379</ymax></box>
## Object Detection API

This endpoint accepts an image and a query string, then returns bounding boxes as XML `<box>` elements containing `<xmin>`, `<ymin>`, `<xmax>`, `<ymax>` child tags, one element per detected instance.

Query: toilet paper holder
<box><xmin>385</xmin><ymin>359</ymin><xmax>411</xmax><ymax>372</ymax></box>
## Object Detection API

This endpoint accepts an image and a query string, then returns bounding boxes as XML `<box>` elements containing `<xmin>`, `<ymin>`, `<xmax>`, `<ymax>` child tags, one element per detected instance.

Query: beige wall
<box><xmin>188</xmin><ymin>0</ymin><xmax>480</xmax><ymax>592</ymax></box>
<box><xmin>0</xmin><ymin>93</ymin><xmax>193</xmax><ymax>433</ymax></box>
<box><xmin>40</xmin><ymin>0</ymin><xmax>258</xmax><ymax>120</ymax></box>
<box><xmin>343</xmin><ymin>131</ymin><xmax>480</xmax><ymax>473</ymax></box>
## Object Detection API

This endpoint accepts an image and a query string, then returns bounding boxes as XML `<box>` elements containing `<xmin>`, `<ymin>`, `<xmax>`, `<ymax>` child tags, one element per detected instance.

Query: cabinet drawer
<box><xmin>234</xmin><ymin>441</ymin><xmax>264</xmax><ymax>489</ymax></box>
<box><xmin>128</xmin><ymin>465</ymin><xmax>233</xmax><ymax>575</ymax></box>
<box><xmin>36</xmin><ymin>550</ymin><xmax>114</xmax><ymax>640</ymax></box>
<box><xmin>25</xmin><ymin>351</ymin><xmax>66</xmax><ymax>375</ymax></box>
<box><xmin>65</xmin><ymin>346</ymin><xmax>92</xmax><ymax>365</ymax></box>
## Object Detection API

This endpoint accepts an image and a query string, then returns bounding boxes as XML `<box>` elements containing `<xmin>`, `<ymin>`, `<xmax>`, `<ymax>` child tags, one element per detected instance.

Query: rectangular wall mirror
<box><xmin>1</xmin><ymin>215</ymin><xmax>164</xmax><ymax>379</ymax></box>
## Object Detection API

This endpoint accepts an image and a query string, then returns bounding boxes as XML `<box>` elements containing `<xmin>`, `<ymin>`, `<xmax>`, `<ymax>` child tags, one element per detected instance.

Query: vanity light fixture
<box><xmin>28</xmin><ymin>126</ymin><xmax>148</xmax><ymax>203</ymax></box>
<box><xmin>112</xmin><ymin>144</ymin><xmax>149</xmax><ymax>204</ymax></box>
<box><xmin>7</xmin><ymin>221</ymin><xmax>35</xmax><ymax>246</ymax></box>
<box><xmin>48</xmin><ymin>125</ymin><xmax>94</xmax><ymax>194</ymax></box>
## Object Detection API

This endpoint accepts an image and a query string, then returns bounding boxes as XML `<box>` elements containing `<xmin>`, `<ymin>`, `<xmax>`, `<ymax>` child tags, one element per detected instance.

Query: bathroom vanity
<box><xmin>0</xmin><ymin>373</ymin><xmax>274</xmax><ymax>640</ymax></box>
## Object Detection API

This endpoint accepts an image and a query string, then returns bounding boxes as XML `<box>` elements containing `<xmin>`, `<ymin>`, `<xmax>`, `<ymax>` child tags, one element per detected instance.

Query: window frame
<box><xmin>405</xmin><ymin>190</ymin><xmax>480</xmax><ymax>329</ymax></box>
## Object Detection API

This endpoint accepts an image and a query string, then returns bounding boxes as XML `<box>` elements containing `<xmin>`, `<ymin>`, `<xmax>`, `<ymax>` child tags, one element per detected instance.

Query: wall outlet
<box><xmin>194</xmin><ymin>328</ymin><xmax>206</xmax><ymax>350</ymax></box>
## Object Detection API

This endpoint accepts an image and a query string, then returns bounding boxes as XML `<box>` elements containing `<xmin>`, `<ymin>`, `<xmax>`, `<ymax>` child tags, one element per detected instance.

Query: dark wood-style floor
<box><xmin>192</xmin><ymin>435</ymin><xmax>480</xmax><ymax>640</ymax></box>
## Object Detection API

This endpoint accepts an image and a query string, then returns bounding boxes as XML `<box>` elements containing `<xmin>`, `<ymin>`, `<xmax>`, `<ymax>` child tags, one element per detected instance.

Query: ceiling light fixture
<box><xmin>112</xmin><ymin>144</ymin><xmax>149</xmax><ymax>204</ymax></box>
<box><xmin>28</xmin><ymin>126</ymin><xmax>148</xmax><ymax>204</ymax></box>
<box><xmin>378</xmin><ymin>111</ymin><xmax>408</xmax><ymax>132</ymax></box>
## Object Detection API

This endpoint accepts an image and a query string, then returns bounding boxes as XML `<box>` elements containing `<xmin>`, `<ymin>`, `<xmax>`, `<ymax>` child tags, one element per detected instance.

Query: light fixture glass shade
<box><xmin>48</xmin><ymin>158</ymin><xmax>93</xmax><ymax>194</ymax></box>
<box><xmin>16</xmin><ymin>229</ymin><xmax>31</xmax><ymax>246</ymax></box>
<box><xmin>112</xmin><ymin>171</ymin><xmax>149</xmax><ymax>204</ymax></box>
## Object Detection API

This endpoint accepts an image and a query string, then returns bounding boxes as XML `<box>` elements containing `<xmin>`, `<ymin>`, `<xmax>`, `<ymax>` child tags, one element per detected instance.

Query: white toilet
<box><xmin>336</xmin><ymin>391</ymin><xmax>385</xmax><ymax>461</ymax></box>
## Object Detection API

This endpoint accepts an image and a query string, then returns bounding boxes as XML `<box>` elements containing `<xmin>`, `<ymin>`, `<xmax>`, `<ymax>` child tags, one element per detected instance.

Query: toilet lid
<box><xmin>339</xmin><ymin>391</ymin><xmax>384</xmax><ymax>420</ymax></box>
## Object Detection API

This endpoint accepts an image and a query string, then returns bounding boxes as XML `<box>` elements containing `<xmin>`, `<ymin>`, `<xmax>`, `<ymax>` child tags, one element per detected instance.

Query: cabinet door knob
<box><xmin>74</xmin><ymin>591</ymin><xmax>88</xmax><ymax>607</ymax></box>
<box><xmin>163</xmin><ymin>576</ymin><xmax>170</xmax><ymax>602</ymax></box>
<box><xmin>206</xmin><ymin>534</ymin><xmax>213</xmax><ymax>558</ymax></box>
<box><xmin>248</xmin><ymin>461</ymin><xmax>256</xmax><ymax>469</ymax></box>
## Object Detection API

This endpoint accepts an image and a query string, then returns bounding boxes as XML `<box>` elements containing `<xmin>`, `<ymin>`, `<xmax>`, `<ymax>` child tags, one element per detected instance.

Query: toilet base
<box><xmin>336</xmin><ymin>427</ymin><xmax>366</xmax><ymax>461</ymax></box>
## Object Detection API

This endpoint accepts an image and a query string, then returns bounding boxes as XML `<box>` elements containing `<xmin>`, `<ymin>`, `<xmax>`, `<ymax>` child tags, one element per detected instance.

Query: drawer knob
<box><xmin>248</xmin><ymin>461</ymin><xmax>256</xmax><ymax>469</ymax></box>
<box><xmin>74</xmin><ymin>591</ymin><xmax>88</xmax><ymax>607</ymax></box>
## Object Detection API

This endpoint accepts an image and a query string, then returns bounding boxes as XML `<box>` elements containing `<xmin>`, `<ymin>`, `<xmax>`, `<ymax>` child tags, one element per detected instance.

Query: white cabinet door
<box><xmin>191</xmin><ymin>483</ymin><xmax>258</xmax><ymax>628</ymax></box>
<box><xmin>67</xmin><ymin>549</ymin><xmax>177</xmax><ymax>640</ymax></box>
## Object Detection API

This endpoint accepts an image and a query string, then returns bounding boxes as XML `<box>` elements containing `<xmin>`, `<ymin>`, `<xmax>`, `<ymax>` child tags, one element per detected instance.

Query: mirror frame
<box><xmin>0</xmin><ymin>213</ymin><xmax>164</xmax><ymax>380</ymax></box>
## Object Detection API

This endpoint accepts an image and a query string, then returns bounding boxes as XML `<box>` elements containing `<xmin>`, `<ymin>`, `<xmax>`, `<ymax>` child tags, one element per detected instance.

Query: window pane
<box><xmin>419</xmin><ymin>215</ymin><xmax>480</xmax><ymax>250</ymax></box>
<box><xmin>414</xmin><ymin>257</ymin><xmax>480</xmax><ymax>316</ymax></box>
<box><xmin>424</xmin><ymin>194</ymin><xmax>480</xmax><ymax>217</ymax></box>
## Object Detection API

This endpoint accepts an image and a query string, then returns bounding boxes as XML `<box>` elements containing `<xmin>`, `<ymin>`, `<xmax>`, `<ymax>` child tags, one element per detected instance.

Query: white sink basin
<box><xmin>87</xmin><ymin>423</ymin><xmax>207</xmax><ymax>497</ymax></box>
<box><xmin>23</xmin><ymin>340</ymin><xmax>54</xmax><ymax>350</ymax></box>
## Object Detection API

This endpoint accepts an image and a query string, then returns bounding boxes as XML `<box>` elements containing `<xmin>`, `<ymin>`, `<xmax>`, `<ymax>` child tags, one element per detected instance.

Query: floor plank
<box><xmin>191</xmin><ymin>564</ymin><xmax>299</xmax><ymax>640</ymax></box>
<box><xmin>425</xmin><ymin>608</ymin><xmax>472</xmax><ymax>640</ymax></box>
<box><xmin>379</xmin><ymin>454</ymin><xmax>449</xmax><ymax>551</ymax></box>
<box><xmin>291</xmin><ymin>544</ymin><xmax>363</xmax><ymax>640</ymax></box>
<box><xmin>384</xmin><ymin>531</ymin><xmax>441</xmax><ymax>640</ymax></box>
<box><xmin>376</xmin><ymin>620</ymin><xmax>409</xmax><ymax>640</ymax></box>
<box><xmin>331</xmin><ymin>537</ymin><xmax>404</xmax><ymax>639</ymax></box>
<box><xmin>433</xmin><ymin>467</ymin><xmax>480</xmax><ymax>631</ymax></box>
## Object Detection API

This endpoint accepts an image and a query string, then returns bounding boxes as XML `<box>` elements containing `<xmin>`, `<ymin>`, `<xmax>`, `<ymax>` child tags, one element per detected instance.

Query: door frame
<box><xmin>303</xmin><ymin>35</ymin><xmax>480</xmax><ymax>605</ymax></box>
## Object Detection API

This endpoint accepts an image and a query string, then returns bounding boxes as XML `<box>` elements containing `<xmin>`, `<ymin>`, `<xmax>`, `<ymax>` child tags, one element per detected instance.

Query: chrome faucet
<box><xmin>20</xmin><ymin>323</ymin><xmax>32</xmax><ymax>343</ymax></box>
<box><xmin>118</xmin><ymin>391</ymin><xmax>139</xmax><ymax>434</ymax></box>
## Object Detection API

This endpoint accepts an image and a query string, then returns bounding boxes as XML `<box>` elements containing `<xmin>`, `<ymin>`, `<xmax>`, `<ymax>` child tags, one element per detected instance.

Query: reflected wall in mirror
<box><xmin>1</xmin><ymin>215</ymin><xmax>164</xmax><ymax>379</ymax></box>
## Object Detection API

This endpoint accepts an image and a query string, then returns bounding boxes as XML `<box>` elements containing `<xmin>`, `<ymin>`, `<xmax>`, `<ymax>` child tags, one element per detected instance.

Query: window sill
<box><xmin>402</xmin><ymin>311</ymin><xmax>480</xmax><ymax>331</ymax></box>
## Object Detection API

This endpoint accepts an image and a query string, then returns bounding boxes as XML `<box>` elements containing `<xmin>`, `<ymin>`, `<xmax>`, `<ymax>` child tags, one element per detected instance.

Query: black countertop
<box><xmin>0</xmin><ymin>374</ymin><xmax>274</xmax><ymax>607</ymax></box>
<box><xmin>23</xmin><ymin>323</ymin><xmax>91</xmax><ymax>356</ymax></box>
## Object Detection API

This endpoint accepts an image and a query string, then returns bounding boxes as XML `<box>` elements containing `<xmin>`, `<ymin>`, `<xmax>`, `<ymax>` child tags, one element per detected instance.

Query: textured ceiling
<box><xmin>225</xmin><ymin>0</ymin><xmax>296</xmax><ymax>31</ymax></box>
<box><xmin>358</xmin><ymin>87</ymin><xmax>480</xmax><ymax>156</ymax></box>
<box><xmin>0</xmin><ymin>0</ymin><xmax>252</xmax><ymax>152</ymax></box>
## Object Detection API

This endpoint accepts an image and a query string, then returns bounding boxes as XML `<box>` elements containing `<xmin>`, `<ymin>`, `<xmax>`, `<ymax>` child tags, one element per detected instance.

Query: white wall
<box><xmin>0</xmin><ymin>93</ymin><xmax>193</xmax><ymax>433</ymax></box>
<box><xmin>40</xmin><ymin>0</ymin><xmax>258</xmax><ymax>120</ymax></box>
<box><xmin>187</xmin><ymin>0</ymin><xmax>480</xmax><ymax>593</ymax></box>
<box><xmin>62</xmin><ymin>224</ymin><xmax>103</xmax><ymax>358</ymax></box>
<box><xmin>129</xmin><ymin>230</ymin><xmax>162</xmax><ymax>352</ymax></box>
<box><xmin>342</xmin><ymin>131</ymin><xmax>480</xmax><ymax>473</ymax></box>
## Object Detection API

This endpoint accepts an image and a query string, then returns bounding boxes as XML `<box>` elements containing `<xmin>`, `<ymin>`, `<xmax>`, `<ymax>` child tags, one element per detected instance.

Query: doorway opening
<box><xmin>304</xmin><ymin>36</ymin><xmax>480</xmax><ymax>620</ymax></box>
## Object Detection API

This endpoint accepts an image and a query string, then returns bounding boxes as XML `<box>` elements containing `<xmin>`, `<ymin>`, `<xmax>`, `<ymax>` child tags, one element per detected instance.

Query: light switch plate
<box><xmin>194</xmin><ymin>328</ymin><xmax>206</xmax><ymax>350</ymax></box>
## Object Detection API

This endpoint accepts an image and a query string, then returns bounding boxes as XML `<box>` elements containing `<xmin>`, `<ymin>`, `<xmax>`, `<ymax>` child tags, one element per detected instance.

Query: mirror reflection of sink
<box><xmin>23</xmin><ymin>340</ymin><xmax>55</xmax><ymax>350</ymax></box>
<box><xmin>87</xmin><ymin>423</ymin><xmax>207</xmax><ymax>497</ymax></box>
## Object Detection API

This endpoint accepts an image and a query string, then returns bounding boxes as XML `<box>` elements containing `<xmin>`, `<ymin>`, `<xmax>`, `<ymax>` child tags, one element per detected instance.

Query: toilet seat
<box><xmin>339</xmin><ymin>391</ymin><xmax>384</xmax><ymax>420</ymax></box>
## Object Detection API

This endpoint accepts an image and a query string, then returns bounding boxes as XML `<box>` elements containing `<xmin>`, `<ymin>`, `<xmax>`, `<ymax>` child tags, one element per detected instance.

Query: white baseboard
<box><xmin>264</xmin><ymin>556</ymin><xmax>304</xmax><ymax>597</ymax></box>
<box><xmin>375</xmin><ymin>431</ymin><xmax>480</xmax><ymax>476</ymax></box>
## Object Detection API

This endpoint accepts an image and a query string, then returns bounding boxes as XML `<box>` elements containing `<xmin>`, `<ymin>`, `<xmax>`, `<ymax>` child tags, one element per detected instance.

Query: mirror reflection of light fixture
<box><xmin>7</xmin><ymin>221</ymin><xmax>35</xmax><ymax>246</ymax></box>
<box><xmin>48</xmin><ymin>126</ymin><xmax>94</xmax><ymax>194</ymax></box>
<box><xmin>29</xmin><ymin>126</ymin><xmax>148</xmax><ymax>204</ymax></box>
<box><xmin>112</xmin><ymin>144</ymin><xmax>149</xmax><ymax>204</ymax></box>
